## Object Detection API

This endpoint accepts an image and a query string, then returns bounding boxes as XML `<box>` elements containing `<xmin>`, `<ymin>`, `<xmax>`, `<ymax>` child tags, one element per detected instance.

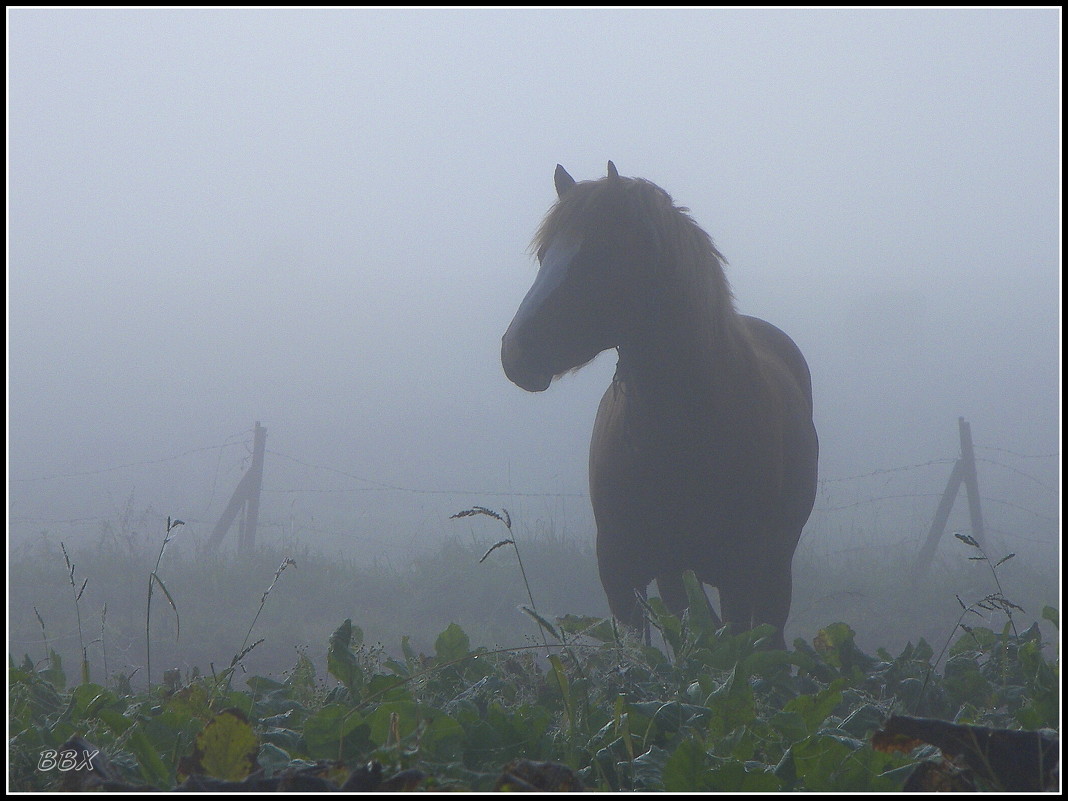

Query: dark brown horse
<box><xmin>501</xmin><ymin>162</ymin><xmax>818</xmax><ymax>649</ymax></box>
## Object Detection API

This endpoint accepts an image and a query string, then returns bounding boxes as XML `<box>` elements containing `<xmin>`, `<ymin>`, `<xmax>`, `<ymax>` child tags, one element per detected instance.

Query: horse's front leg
<box><xmin>596</xmin><ymin>530</ymin><xmax>653</xmax><ymax>636</ymax></box>
<box><xmin>718</xmin><ymin>554</ymin><xmax>791</xmax><ymax>651</ymax></box>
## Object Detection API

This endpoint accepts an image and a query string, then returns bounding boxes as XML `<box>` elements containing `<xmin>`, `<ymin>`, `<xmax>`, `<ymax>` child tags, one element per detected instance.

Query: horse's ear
<box><xmin>607</xmin><ymin>161</ymin><xmax>619</xmax><ymax>180</ymax></box>
<box><xmin>554</xmin><ymin>164</ymin><xmax>576</xmax><ymax>197</ymax></box>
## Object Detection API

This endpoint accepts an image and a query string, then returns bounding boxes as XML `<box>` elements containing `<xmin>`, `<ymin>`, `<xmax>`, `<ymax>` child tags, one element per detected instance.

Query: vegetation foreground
<box><xmin>10</xmin><ymin>590</ymin><xmax>1059</xmax><ymax>791</ymax></box>
<box><xmin>9</xmin><ymin>512</ymin><xmax>1060</xmax><ymax>791</ymax></box>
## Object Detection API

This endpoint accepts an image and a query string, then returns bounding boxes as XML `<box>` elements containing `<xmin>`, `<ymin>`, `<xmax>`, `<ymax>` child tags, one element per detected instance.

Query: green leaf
<box><xmin>681</xmin><ymin>570</ymin><xmax>718</xmax><ymax>637</ymax></box>
<box><xmin>68</xmin><ymin>682</ymin><xmax>118</xmax><ymax>721</ymax></box>
<box><xmin>384</xmin><ymin>657</ymin><xmax>409</xmax><ymax>677</ymax></box>
<box><xmin>911</xmin><ymin>638</ymin><xmax>934</xmax><ymax>663</ymax></box>
<box><xmin>327</xmin><ymin>620</ymin><xmax>364</xmax><ymax>695</ymax></box>
<box><xmin>367</xmin><ymin>700</ymin><xmax>422</xmax><ymax>746</ymax></box>
<box><xmin>768</xmin><ymin>709</ymin><xmax>808</xmax><ymax>744</ymax></box>
<box><xmin>556</xmin><ymin>614</ymin><xmax>617</xmax><ymax>643</ymax></box>
<box><xmin>943</xmin><ymin>653</ymin><xmax>992</xmax><ymax>707</ymax></box>
<box><xmin>838</xmin><ymin>702</ymin><xmax>888</xmax><ymax>739</ymax></box>
<box><xmin>245</xmin><ymin>675</ymin><xmax>283</xmax><ymax>694</ymax></box>
<box><xmin>547</xmin><ymin>654</ymin><xmax>572</xmax><ymax>716</ymax></box>
<box><xmin>434</xmin><ymin>623</ymin><xmax>471</xmax><ymax>663</ymax></box>
<box><xmin>783</xmin><ymin>683</ymin><xmax>843</xmax><ymax>735</ymax></box>
<box><xmin>257</xmin><ymin>742</ymin><xmax>292</xmax><ymax>776</ymax></box>
<box><xmin>97</xmin><ymin>706</ymin><xmax>134</xmax><ymax>735</ymax></box>
<box><xmin>663</xmin><ymin>738</ymin><xmax>711</xmax><ymax>791</ymax></box>
<box><xmin>163</xmin><ymin>682</ymin><xmax>213</xmax><ymax>721</ymax></box>
<box><xmin>705</xmin><ymin>668</ymin><xmax>755</xmax><ymax>737</ymax></box>
<box><xmin>789</xmin><ymin>734</ymin><xmax>851</xmax><ymax>790</ymax></box>
<box><xmin>950</xmin><ymin>625</ymin><xmax>997</xmax><ymax>655</ymax></box>
<box><xmin>1015</xmin><ymin>639</ymin><xmax>1059</xmax><ymax>728</ymax></box>
<box><xmin>126</xmin><ymin>722</ymin><xmax>174</xmax><ymax>788</ymax></box>
<box><xmin>1042</xmin><ymin>605</ymin><xmax>1058</xmax><ymax>630</ymax></box>
<box><xmin>812</xmin><ymin>623</ymin><xmax>856</xmax><ymax>669</ymax></box>
<box><xmin>706</xmin><ymin>761</ymin><xmax>784</xmax><ymax>791</ymax></box>
<box><xmin>630</xmin><ymin>745</ymin><xmax>670</xmax><ymax>790</ymax></box>
<box><xmin>285</xmin><ymin>651</ymin><xmax>317</xmax><ymax>692</ymax></box>
<box><xmin>41</xmin><ymin>649</ymin><xmax>66</xmax><ymax>691</ymax></box>
<box><xmin>303</xmin><ymin>703</ymin><xmax>370</xmax><ymax>761</ymax></box>
<box><xmin>646</xmin><ymin>597</ymin><xmax>683</xmax><ymax>654</ymax></box>
<box><xmin>789</xmin><ymin>733</ymin><xmax>907</xmax><ymax>791</ymax></box>
<box><xmin>364</xmin><ymin>673</ymin><xmax>414</xmax><ymax>703</ymax></box>
<box><xmin>420</xmin><ymin>713</ymin><xmax>465</xmax><ymax>760</ymax></box>
<box><xmin>260</xmin><ymin>725</ymin><xmax>302</xmax><ymax>756</ymax></box>
<box><xmin>741</xmin><ymin>647</ymin><xmax>793</xmax><ymax>680</ymax></box>
<box><xmin>772</xmin><ymin>746</ymin><xmax>797</xmax><ymax>789</ymax></box>
<box><xmin>462</xmin><ymin>701</ymin><xmax>551</xmax><ymax>765</ymax></box>
<box><xmin>193</xmin><ymin>708</ymin><xmax>259</xmax><ymax>782</ymax></box>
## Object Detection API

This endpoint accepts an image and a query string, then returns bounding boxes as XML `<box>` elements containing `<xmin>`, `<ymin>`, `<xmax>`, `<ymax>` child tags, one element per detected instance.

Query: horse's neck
<box><xmin>619</xmin><ymin>324</ymin><xmax>746</xmax><ymax>399</ymax></box>
<box><xmin>617</xmin><ymin>262</ymin><xmax>750</xmax><ymax>403</ymax></box>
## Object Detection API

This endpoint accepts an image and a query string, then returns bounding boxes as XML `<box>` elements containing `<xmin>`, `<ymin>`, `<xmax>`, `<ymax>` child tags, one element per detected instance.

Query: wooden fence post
<box><xmin>957</xmin><ymin>417</ymin><xmax>987</xmax><ymax>550</ymax></box>
<box><xmin>913</xmin><ymin>417</ymin><xmax>988</xmax><ymax>576</ymax></box>
<box><xmin>209</xmin><ymin>422</ymin><xmax>267</xmax><ymax>551</ymax></box>
<box><xmin>240</xmin><ymin>422</ymin><xmax>266</xmax><ymax>550</ymax></box>
<box><xmin>914</xmin><ymin>458</ymin><xmax>964</xmax><ymax>576</ymax></box>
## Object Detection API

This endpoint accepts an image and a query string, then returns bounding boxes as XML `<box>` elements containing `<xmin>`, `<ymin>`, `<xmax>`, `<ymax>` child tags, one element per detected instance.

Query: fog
<box><xmin>9</xmin><ymin>9</ymin><xmax>1059</xmax><ymax>575</ymax></box>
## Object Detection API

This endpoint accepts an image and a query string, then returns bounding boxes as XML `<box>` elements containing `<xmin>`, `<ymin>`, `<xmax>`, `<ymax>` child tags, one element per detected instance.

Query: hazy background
<box><xmin>9</xmin><ymin>10</ymin><xmax>1059</xmax><ymax>581</ymax></box>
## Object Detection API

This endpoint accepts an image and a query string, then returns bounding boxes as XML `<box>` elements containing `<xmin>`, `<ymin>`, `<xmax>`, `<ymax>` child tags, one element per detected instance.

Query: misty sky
<box><xmin>8</xmin><ymin>9</ymin><xmax>1060</xmax><ymax>559</ymax></box>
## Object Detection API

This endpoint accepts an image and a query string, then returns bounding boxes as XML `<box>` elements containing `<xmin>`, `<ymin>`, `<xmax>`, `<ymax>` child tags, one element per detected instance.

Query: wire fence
<box><xmin>9</xmin><ymin>425</ymin><xmax>1060</xmax><ymax>565</ymax></box>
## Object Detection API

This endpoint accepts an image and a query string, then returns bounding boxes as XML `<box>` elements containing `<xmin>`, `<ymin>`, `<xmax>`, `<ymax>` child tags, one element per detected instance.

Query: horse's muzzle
<box><xmin>501</xmin><ymin>332</ymin><xmax>553</xmax><ymax>392</ymax></box>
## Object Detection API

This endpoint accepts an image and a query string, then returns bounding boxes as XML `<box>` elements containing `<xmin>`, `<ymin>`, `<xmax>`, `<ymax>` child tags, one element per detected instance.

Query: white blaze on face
<box><xmin>510</xmin><ymin>236</ymin><xmax>583</xmax><ymax>334</ymax></box>
<box><xmin>501</xmin><ymin>235</ymin><xmax>584</xmax><ymax>392</ymax></box>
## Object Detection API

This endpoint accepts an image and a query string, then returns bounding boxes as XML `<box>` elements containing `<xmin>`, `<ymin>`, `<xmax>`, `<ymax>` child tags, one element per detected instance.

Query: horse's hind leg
<box><xmin>753</xmin><ymin>545</ymin><xmax>795</xmax><ymax>650</ymax></box>
<box><xmin>656</xmin><ymin>572</ymin><xmax>688</xmax><ymax>617</ymax></box>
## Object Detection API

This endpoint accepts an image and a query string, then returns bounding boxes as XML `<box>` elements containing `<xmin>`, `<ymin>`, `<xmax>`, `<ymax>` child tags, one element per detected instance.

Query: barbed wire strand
<box><xmin>10</xmin><ymin>440</ymin><xmax>248</xmax><ymax>483</ymax></box>
<box><xmin>975</xmin><ymin>445</ymin><xmax>1059</xmax><ymax>460</ymax></box>
<box><xmin>9</xmin><ymin>440</ymin><xmax>1059</xmax><ymax>522</ymax></box>
<box><xmin>975</xmin><ymin>457</ymin><xmax>1059</xmax><ymax>494</ymax></box>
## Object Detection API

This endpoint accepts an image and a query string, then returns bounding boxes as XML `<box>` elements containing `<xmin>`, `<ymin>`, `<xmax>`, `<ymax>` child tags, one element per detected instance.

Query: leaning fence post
<box><xmin>914</xmin><ymin>417</ymin><xmax>989</xmax><ymax>576</ymax></box>
<box><xmin>957</xmin><ymin>417</ymin><xmax>987</xmax><ymax>550</ymax></box>
<box><xmin>209</xmin><ymin>422</ymin><xmax>267</xmax><ymax>551</ymax></box>
<box><xmin>239</xmin><ymin>422</ymin><xmax>267</xmax><ymax>550</ymax></box>
<box><xmin>914</xmin><ymin>457</ymin><xmax>964</xmax><ymax>576</ymax></box>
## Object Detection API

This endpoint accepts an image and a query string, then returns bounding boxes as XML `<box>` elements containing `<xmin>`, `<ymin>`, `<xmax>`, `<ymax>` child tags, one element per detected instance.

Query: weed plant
<box><xmin>10</xmin><ymin>584</ymin><xmax>1058</xmax><ymax>790</ymax></box>
<box><xmin>10</xmin><ymin>512</ymin><xmax>1057</xmax><ymax>694</ymax></box>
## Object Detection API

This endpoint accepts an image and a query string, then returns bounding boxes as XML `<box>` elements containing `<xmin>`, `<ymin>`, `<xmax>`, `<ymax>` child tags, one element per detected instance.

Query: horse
<box><xmin>501</xmin><ymin>162</ymin><xmax>818</xmax><ymax>649</ymax></box>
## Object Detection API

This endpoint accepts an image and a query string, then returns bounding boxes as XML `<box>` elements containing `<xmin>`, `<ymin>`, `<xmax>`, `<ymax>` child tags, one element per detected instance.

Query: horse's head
<box><xmin>502</xmin><ymin>161</ymin><xmax>668</xmax><ymax>392</ymax></box>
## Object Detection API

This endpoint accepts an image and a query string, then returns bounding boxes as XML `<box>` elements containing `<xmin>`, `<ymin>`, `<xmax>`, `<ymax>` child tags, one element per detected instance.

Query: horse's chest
<box><xmin>592</xmin><ymin>388</ymin><xmax>774</xmax><ymax>518</ymax></box>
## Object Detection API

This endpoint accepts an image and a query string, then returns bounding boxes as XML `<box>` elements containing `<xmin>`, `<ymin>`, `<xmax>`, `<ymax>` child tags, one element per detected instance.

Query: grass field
<box><xmin>9</xmin><ymin>507</ymin><xmax>1058</xmax><ymax>692</ymax></box>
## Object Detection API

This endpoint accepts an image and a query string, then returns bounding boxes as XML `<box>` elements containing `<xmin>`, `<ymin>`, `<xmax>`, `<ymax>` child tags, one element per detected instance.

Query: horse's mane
<box><xmin>532</xmin><ymin>174</ymin><xmax>745</xmax><ymax>355</ymax></box>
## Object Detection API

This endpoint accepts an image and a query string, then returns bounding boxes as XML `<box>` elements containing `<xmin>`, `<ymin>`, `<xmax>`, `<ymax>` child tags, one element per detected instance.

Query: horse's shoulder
<box><xmin>738</xmin><ymin>315</ymin><xmax>813</xmax><ymax>409</ymax></box>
